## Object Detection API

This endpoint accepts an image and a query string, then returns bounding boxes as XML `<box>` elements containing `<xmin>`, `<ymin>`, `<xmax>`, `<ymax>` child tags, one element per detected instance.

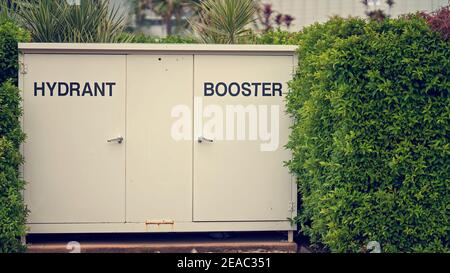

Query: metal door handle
<box><xmin>107</xmin><ymin>136</ymin><xmax>124</xmax><ymax>144</ymax></box>
<box><xmin>198</xmin><ymin>136</ymin><xmax>214</xmax><ymax>143</ymax></box>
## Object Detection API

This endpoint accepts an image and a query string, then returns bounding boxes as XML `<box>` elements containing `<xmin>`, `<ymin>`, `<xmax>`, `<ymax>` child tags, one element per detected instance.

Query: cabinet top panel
<box><xmin>19</xmin><ymin>43</ymin><xmax>297</xmax><ymax>56</ymax></box>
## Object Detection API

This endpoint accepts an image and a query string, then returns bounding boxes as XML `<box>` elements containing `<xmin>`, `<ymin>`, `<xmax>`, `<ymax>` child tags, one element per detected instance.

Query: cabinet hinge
<box><xmin>19</xmin><ymin>61</ymin><xmax>28</xmax><ymax>74</ymax></box>
<box><xmin>288</xmin><ymin>201</ymin><xmax>295</xmax><ymax>212</ymax></box>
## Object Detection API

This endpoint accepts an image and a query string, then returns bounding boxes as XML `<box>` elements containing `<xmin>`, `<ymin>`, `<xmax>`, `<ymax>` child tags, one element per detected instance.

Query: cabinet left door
<box><xmin>22</xmin><ymin>54</ymin><xmax>126</xmax><ymax>223</ymax></box>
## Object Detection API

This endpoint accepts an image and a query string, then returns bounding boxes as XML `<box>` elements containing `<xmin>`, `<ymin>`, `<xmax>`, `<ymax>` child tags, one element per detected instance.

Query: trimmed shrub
<box><xmin>0</xmin><ymin>20</ymin><xmax>29</xmax><ymax>253</ymax></box>
<box><xmin>0</xmin><ymin>80</ymin><xmax>25</xmax><ymax>148</ymax></box>
<box><xmin>0</xmin><ymin>138</ymin><xmax>27</xmax><ymax>253</ymax></box>
<box><xmin>128</xmin><ymin>33</ymin><xmax>198</xmax><ymax>44</ymax></box>
<box><xmin>0</xmin><ymin>81</ymin><xmax>27</xmax><ymax>253</ymax></box>
<box><xmin>286</xmin><ymin>16</ymin><xmax>449</xmax><ymax>252</ymax></box>
<box><xmin>0</xmin><ymin>20</ymin><xmax>30</xmax><ymax>84</ymax></box>
<box><xmin>257</xmin><ymin>30</ymin><xmax>301</xmax><ymax>45</ymax></box>
<box><xmin>17</xmin><ymin>0</ymin><xmax>131</xmax><ymax>43</ymax></box>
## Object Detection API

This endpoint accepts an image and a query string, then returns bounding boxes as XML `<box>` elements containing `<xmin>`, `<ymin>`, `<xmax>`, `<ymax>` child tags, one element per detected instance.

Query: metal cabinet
<box><xmin>19</xmin><ymin>44</ymin><xmax>297</xmax><ymax>233</ymax></box>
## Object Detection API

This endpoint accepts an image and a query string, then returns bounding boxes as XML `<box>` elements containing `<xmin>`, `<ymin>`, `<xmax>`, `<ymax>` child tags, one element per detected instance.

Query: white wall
<box><xmin>267</xmin><ymin>0</ymin><xmax>449</xmax><ymax>31</ymax></box>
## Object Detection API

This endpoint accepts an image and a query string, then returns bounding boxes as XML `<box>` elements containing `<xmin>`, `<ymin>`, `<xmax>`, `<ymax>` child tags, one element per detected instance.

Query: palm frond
<box><xmin>15</xmin><ymin>0</ymin><xmax>130</xmax><ymax>43</ymax></box>
<box><xmin>189</xmin><ymin>0</ymin><xmax>256</xmax><ymax>44</ymax></box>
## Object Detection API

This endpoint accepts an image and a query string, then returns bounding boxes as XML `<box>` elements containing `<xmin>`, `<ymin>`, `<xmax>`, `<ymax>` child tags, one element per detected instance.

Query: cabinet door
<box><xmin>23</xmin><ymin>54</ymin><xmax>126</xmax><ymax>223</ymax></box>
<box><xmin>126</xmin><ymin>55</ymin><xmax>193</xmax><ymax>222</ymax></box>
<box><xmin>193</xmin><ymin>55</ymin><xmax>294</xmax><ymax>222</ymax></box>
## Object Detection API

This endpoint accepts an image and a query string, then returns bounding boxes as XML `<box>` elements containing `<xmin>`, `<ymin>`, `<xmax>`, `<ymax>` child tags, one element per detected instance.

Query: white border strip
<box><xmin>19</xmin><ymin>43</ymin><xmax>298</xmax><ymax>55</ymax></box>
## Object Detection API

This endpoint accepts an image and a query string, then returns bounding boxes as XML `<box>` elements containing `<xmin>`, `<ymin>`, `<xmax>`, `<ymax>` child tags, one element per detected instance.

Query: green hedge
<box><xmin>285</xmin><ymin>16</ymin><xmax>449</xmax><ymax>252</ymax></box>
<box><xmin>256</xmin><ymin>30</ymin><xmax>301</xmax><ymax>45</ymax></box>
<box><xmin>0</xmin><ymin>21</ymin><xmax>29</xmax><ymax>84</ymax></box>
<box><xmin>0</xmin><ymin>20</ymin><xmax>29</xmax><ymax>253</ymax></box>
<box><xmin>128</xmin><ymin>33</ymin><xmax>198</xmax><ymax>44</ymax></box>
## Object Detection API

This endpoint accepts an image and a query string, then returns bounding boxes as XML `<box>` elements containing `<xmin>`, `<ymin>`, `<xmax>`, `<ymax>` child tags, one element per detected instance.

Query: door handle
<box><xmin>198</xmin><ymin>136</ymin><xmax>214</xmax><ymax>143</ymax></box>
<box><xmin>107</xmin><ymin>136</ymin><xmax>124</xmax><ymax>144</ymax></box>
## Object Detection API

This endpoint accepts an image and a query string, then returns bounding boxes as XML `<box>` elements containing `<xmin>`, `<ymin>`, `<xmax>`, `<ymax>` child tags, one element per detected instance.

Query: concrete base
<box><xmin>27</xmin><ymin>241</ymin><xmax>297</xmax><ymax>253</ymax></box>
<box><xmin>26</xmin><ymin>232</ymin><xmax>298</xmax><ymax>253</ymax></box>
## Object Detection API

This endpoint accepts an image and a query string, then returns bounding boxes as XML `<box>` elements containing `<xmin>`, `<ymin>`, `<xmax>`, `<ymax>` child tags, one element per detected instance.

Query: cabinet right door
<box><xmin>193</xmin><ymin>55</ymin><xmax>294</xmax><ymax>222</ymax></box>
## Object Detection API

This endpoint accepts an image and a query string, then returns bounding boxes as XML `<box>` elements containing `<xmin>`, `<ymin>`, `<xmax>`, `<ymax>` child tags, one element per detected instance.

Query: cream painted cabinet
<box><xmin>20</xmin><ymin>44</ymin><xmax>297</xmax><ymax>233</ymax></box>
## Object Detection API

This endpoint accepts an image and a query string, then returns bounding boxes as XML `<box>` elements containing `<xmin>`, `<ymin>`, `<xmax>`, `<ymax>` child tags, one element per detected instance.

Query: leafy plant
<box><xmin>0</xmin><ymin>134</ymin><xmax>27</xmax><ymax>253</ymax></box>
<box><xmin>17</xmin><ymin>0</ymin><xmax>132</xmax><ymax>42</ymax></box>
<box><xmin>256</xmin><ymin>3</ymin><xmax>295</xmax><ymax>32</ymax></box>
<box><xmin>285</xmin><ymin>16</ymin><xmax>449</xmax><ymax>253</ymax></box>
<box><xmin>129</xmin><ymin>33</ymin><xmax>197</xmax><ymax>43</ymax></box>
<box><xmin>0</xmin><ymin>0</ymin><xmax>19</xmax><ymax>24</ymax></box>
<box><xmin>256</xmin><ymin>29</ymin><xmax>302</xmax><ymax>45</ymax></box>
<box><xmin>0</xmin><ymin>19</ymin><xmax>29</xmax><ymax>253</ymax></box>
<box><xmin>0</xmin><ymin>20</ymin><xmax>29</xmax><ymax>85</ymax></box>
<box><xmin>419</xmin><ymin>4</ymin><xmax>450</xmax><ymax>40</ymax></box>
<box><xmin>189</xmin><ymin>0</ymin><xmax>256</xmax><ymax>44</ymax></box>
